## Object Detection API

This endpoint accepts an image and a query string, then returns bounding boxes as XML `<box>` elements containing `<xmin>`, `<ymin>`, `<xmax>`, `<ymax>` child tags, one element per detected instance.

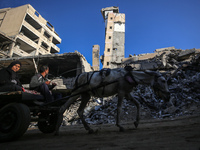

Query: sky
<box><xmin>0</xmin><ymin>0</ymin><xmax>200</xmax><ymax>68</ymax></box>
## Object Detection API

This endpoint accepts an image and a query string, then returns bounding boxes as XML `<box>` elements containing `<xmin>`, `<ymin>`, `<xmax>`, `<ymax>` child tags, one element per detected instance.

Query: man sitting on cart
<box><xmin>29</xmin><ymin>65</ymin><xmax>57</xmax><ymax>103</ymax></box>
<box><xmin>0</xmin><ymin>60</ymin><xmax>23</xmax><ymax>92</ymax></box>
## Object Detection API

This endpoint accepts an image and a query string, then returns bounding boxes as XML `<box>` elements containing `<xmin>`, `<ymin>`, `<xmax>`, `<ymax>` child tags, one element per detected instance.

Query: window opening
<box><xmin>34</xmin><ymin>11</ymin><xmax>39</xmax><ymax>17</ymax></box>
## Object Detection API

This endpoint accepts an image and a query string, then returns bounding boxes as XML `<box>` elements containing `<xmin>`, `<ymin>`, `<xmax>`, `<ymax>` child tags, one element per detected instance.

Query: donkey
<box><xmin>55</xmin><ymin>66</ymin><xmax>170</xmax><ymax>134</ymax></box>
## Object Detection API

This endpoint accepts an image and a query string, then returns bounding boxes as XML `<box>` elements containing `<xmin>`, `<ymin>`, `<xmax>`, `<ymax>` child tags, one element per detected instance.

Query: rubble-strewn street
<box><xmin>2</xmin><ymin>115</ymin><xmax>200</xmax><ymax>149</ymax></box>
<box><xmin>2</xmin><ymin>48</ymin><xmax>200</xmax><ymax>150</ymax></box>
<box><xmin>1</xmin><ymin>2</ymin><xmax>200</xmax><ymax>149</ymax></box>
<box><xmin>62</xmin><ymin>48</ymin><xmax>200</xmax><ymax>126</ymax></box>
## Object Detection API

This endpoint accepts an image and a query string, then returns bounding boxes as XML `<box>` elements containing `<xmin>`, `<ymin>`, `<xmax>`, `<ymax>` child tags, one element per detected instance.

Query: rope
<box><xmin>59</xmin><ymin>67</ymin><xmax>83</xmax><ymax>76</ymax></box>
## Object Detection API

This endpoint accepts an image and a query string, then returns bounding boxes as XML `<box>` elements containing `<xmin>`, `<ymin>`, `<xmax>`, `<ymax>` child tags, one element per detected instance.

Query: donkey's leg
<box><xmin>77</xmin><ymin>93</ymin><xmax>93</xmax><ymax>134</ymax></box>
<box><xmin>116</xmin><ymin>93</ymin><xmax>125</xmax><ymax>132</ymax></box>
<box><xmin>54</xmin><ymin>95</ymin><xmax>80</xmax><ymax>135</ymax></box>
<box><xmin>127</xmin><ymin>92</ymin><xmax>140</xmax><ymax>128</ymax></box>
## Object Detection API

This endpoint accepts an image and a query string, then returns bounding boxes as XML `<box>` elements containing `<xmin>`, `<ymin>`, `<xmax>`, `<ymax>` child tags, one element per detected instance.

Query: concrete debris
<box><xmin>61</xmin><ymin>47</ymin><xmax>200</xmax><ymax>126</ymax></box>
<box><xmin>121</xmin><ymin>47</ymin><xmax>200</xmax><ymax>72</ymax></box>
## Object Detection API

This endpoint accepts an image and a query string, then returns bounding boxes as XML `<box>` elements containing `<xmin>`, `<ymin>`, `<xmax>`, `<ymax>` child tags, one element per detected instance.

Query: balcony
<box><xmin>43</xmin><ymin>25</ymin><xmax>61</xmax><ymax>45</ymax></box>
<box><xmin>25</xmin><ymin>13</ymin><xmax>42</xmax><ymax>32</ymax></box>
<box><xmin>20</xmin><ymin>25</ymin><xmax>39</xmax><ymax>44</ymax></box>
<box><xmin>16</xmin><ymin>34</ymin><xmax>37</xmax><ymax>51</ymax></box>
<box><xmin>12</xmin><ymin>46</ymin><xmax>30</xmax><ymax>57</ymax></box>
<box><xmin>22</xmin><ymin>20</ymin><xmax>41</xmax><ymax>38</ymax></box>
<box><xmin>50</xmin><ymin>43</ymin><xmax>60</xmax><ymax>53</ymax></box>
<box><xmin>38</xmin><ymin>47</ymin><xmax>50</xmax><ymax>55</ymax></box>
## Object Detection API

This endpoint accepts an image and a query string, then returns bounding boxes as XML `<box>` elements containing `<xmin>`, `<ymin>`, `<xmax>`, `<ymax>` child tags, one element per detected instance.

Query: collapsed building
<box><xmin>0</xmin><ymin>4</ymin><xmax>61</xmax><ymax>58</ymax></box>
<box><xmin>0</xmin><ymin>4</ymin><xmax>199</xmax><ymax>127</ymax></box>
<box><xmin>61</xmin><ymin>47</ymin><xmax>200</xmax><ymax>126</ymax></box>
<box><xmin>0</xmin><ymin>51</ymin><xmax>92</xmax><ymax>92</ymax></box>
<box><xmin>0</xmin><ymin>4</ymin><xmax>93</xmax><ymax>93</ymax></box>
<box><xmin>122</xmin><ymin>46</ymin><xmax>200</xmax><ymax>73</ymax></box>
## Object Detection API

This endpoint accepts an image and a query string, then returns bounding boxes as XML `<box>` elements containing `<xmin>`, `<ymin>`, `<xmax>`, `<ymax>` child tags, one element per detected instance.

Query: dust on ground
<box><xmin>1</xmin><ymin>115</ymin><xmax>200</xmax><ymax>150</ymax></box>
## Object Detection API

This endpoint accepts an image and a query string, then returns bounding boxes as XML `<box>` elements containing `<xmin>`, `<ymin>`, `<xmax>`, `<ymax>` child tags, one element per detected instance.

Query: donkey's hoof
<box><xmin>88</xmin><ymin>129</ymin><xmax>94</xmax><ymax>134</ymax></box>
<box><xmin>119</xmin><ymin>127</ymin><xmax>125</xmax><ymax>132</ymax></box>
<box><xmin>134</xmin><ymin>121</ymin><xmax>139</xmax><ymax>128</ymax></box>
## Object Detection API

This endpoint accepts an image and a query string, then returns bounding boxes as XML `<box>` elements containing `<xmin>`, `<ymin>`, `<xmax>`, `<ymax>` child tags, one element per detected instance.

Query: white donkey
<box><xmin>55</xmin><ymin>66</ymin><xmax>170</xmax><ymax>134</ymax></box>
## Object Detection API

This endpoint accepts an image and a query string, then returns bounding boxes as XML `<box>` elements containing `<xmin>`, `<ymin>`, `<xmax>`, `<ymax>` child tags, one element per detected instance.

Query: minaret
<box><xmin>101</xmin><ymin>6</ymin><xmax>125</xmax><ymax>68</ymax></box>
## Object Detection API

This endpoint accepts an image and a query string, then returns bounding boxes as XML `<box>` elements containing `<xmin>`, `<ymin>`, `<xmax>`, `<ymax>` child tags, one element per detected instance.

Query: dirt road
<box><xmin>1</xmin><ymin>115</ymin><xmax>200</xmax><ymax>150</ymax></box>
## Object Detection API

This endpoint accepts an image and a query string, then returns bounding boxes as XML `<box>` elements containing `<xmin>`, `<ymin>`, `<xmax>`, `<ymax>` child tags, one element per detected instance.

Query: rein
<box><xmin>72</xmin><ymin>71</ymin><xmax>97</xmax><ymax>93</ymax></box>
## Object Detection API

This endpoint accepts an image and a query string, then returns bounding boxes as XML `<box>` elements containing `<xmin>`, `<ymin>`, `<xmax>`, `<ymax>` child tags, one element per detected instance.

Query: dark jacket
<box><xmin>29</xmin><ymin>73</ymin><xmax>54</xmax><ymax>90</ymax></box>
<box><xmin>0</xmin><ymin>67</ymin><xmax>22</xmax><ymax>87</ymax></box>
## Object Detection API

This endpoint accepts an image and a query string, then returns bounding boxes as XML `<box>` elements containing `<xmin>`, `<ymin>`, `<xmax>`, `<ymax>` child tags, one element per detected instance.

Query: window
<box><xmin>46</xmin><ymin>22</ymin><xmax>54</xmax><ymax>31</ymax></box>
<box><xmin>110</xmin><ymin>17</ymin><xmax>113</xmax><ymax>20</ymax></box>
<box><xmin>107</xmin><ymin>62</ymin><xmax>109</xmax><ymax>66</ymax></box>
<box><xmin>107</xmin><ymin>48</ymin><xmax>110</xmax><ymax>52</ymax></box>
<box><xmin>109</xmin><ymin>36</ymin><xmax>111</xmax><ymax>39</ymax></box>
<box><xmin>113</xmin><ymin>48</ymin><xmax>117</xmax><ymax>50</ymax></box>
<box><xmin>34</xmin><ymin>11</ymin><xmax>39</xmax><ymax>17</ymax></box>
<box><xmin>110</xmin><ymin>26</ymin><xmax>112</xmax><ymax>29</ymax></box>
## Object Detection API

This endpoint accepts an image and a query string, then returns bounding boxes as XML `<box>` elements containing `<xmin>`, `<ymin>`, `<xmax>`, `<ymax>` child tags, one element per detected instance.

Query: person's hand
<box><xmin>22</xmin><ymin>87</ymin><xmax>25</xmax><ymax>92</ymax></box>
<box><xmin>45</xmin><ymin>81</ymin><xmax>51</xmax><ymax>85</ymax></box>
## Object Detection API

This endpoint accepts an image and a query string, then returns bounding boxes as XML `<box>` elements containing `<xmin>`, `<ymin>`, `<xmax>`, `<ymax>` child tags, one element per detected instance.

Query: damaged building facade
<box><xmin>100</xmin><ymin>6</ymin><xmax>125</xmax><ymax>69</ymax></box>
<box><xmin>92</xmin><ymin>45</ymin><xmax>100</xmax><ymax>71</ymax></box>
<box><xmin>0</xmin><ymin>4</ymin><xmax>92</xmax><ymax>87</ymax></box>
<box><xmin>0</xmin><ymin>52</ymin><xmax>92</xmax><ymax>90</ymax></box>
<box><xmin>0</xmin><ymin>4</ymin><xmax>61</xmax><ymax>58</ymax></box>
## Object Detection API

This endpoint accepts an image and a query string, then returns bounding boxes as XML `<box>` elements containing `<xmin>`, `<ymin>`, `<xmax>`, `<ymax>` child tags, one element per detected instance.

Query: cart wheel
<box><xmin>38</xmin><ymin>111</ymin><xmax>58</xmax><ymax>133</ymax></box>
<box><xmin>0</xmin><ymin>103</ymin><xmax>31</xmax><ymax>142</ymax></box>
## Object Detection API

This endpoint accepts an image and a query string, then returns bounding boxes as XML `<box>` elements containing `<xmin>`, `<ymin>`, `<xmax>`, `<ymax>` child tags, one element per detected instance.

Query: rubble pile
<box><xmin>62</xmin><ymin>48</ymin><xmax>200</xmax><ymax>126</ymax></box>
<box><xmin>63</xmin><ymin>96</ymin><xmax>138</xmax><ymax>125</ymax></box>
<box><xmin>122</xmin><ymin>47</ymin><xmax>200</xmax><ymax>72</ymax></box>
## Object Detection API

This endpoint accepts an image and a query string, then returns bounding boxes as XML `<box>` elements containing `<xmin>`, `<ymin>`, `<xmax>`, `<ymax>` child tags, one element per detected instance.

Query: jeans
<box><xmin>35</xmin><ymin>83</ymin><xmax>54</xmax><ymax>103</ymax></box>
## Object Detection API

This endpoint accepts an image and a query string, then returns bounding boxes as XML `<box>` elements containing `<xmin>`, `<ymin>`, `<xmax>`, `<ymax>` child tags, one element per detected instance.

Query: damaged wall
<box><xmin>92</xmin><ymin>45</ymin><xmax>100</xmax><ymax>71</ymax></box>
<box><xmin>122</xmin><ymin>47</ymin><xmax>200</xmax><ymax>73</ymax></box>
<box><xmin>0</xmin><ymin>51</ymin><xmax>93</xmax><ymax>84</ymax></box>
<box><xmin>101</xmin><ymin>6</ymin><xmax>125</xmax><ymax>69</ymax></box>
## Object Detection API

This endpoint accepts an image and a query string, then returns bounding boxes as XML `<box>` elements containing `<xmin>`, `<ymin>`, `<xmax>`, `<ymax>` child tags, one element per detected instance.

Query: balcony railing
<box><xmin>12</xmin><ymin>46</ymin><xmax>30</xmax><ymax>57</ymax></box>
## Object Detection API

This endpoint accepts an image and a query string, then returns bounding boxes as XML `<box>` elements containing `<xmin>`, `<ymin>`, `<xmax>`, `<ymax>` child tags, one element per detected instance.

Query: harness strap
<box><xmin>72</xmin><ymin>71</ymin><xmax>97</xmax><ymax>93</ymax></box>
<box><xmin>75</xmin><ymin>73</ymin><xmax>81</xmax><ymax>88</ymax></box>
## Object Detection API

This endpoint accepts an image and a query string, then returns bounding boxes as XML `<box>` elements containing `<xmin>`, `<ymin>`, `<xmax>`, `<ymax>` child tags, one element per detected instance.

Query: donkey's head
<box><xmin>145</xmin><ymin>70</ymin><xmax>170</xmax><ymax>102</ymax></box>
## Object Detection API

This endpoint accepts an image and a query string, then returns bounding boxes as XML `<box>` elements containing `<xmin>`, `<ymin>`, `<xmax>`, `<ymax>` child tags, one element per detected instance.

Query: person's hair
<box><xmin>39</xmin><ymin>65</ymin><xmax>49</xmax><ymax>73</ymax></box>
<box><xmin>8</xmin><ymin>60</ymin><xmax>21</xmax><ymax>68</ymax></box>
